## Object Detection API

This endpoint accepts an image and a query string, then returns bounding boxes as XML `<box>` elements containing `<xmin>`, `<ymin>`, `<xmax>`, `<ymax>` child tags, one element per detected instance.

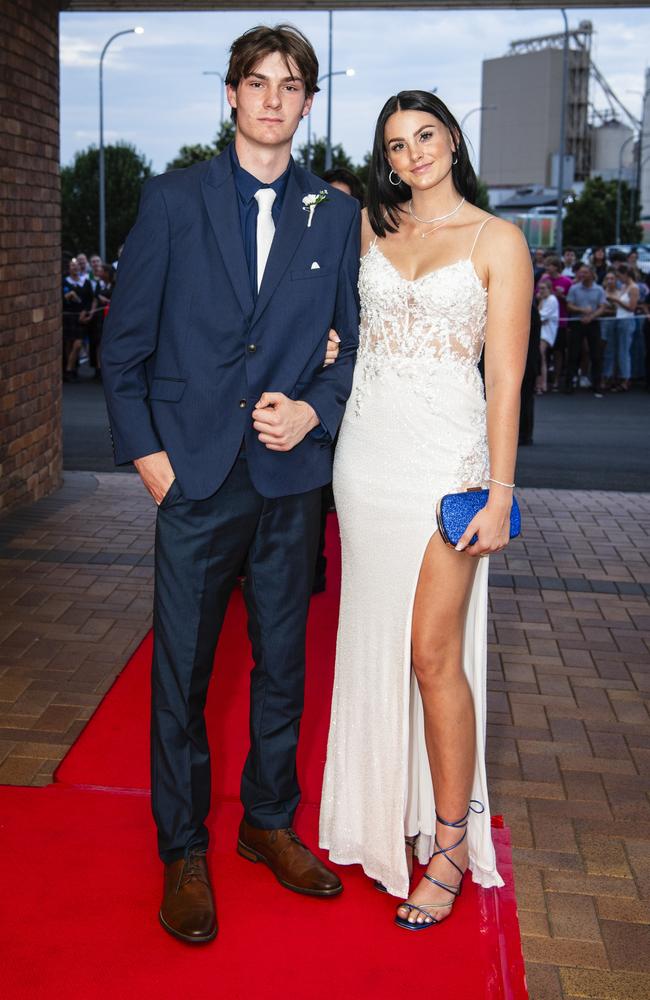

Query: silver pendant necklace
<box><xmin>417</xmin><ymin>220</ymin><xmax>450</xmax><ymax>240</ymax></box>
<box><xmin>408</xmin><ymin>196</ymin><xmax>466</xmax><ymax>226</ymax></box>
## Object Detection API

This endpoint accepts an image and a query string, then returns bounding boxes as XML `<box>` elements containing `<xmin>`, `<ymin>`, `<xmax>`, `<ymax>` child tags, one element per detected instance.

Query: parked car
<box><xmin>581</xmin><ymin>245</ymin><xmax>650</xmax><ymax>275</ymax></box>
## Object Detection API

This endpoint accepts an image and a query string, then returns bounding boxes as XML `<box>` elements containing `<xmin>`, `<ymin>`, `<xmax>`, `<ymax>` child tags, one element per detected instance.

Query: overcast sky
<box><xmin>60</xmin><ymin>7</ymin><xmax>649</xmax><ymax>174</ymax></box>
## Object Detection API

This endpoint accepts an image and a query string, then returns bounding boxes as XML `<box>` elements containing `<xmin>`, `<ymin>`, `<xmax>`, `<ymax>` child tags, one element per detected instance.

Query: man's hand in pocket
<box><xmin>134</xmin><ymin>451</ymin><xmax>176</xmax><ymax>505</ymax></box>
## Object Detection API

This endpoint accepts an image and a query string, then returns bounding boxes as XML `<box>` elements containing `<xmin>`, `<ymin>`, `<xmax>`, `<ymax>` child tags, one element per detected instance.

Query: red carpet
<box><xmin>2</xmin><ymin>518</ymin><xmax>528</xmax><ymax>999</ymax></box>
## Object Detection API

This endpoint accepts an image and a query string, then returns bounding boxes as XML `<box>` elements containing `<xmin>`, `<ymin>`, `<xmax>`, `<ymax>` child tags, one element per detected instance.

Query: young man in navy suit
<box><xmin>102</xmin><ymin>24</ymin><xmax>360</xmax><ymax>943</ymax></box>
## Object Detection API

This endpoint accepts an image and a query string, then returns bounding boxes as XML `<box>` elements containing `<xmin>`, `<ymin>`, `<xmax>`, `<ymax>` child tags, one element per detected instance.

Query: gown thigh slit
<box><xmin>319</xmin><ymin>225</ymin><xmax>504</xmax><ymax>900</ymax></box>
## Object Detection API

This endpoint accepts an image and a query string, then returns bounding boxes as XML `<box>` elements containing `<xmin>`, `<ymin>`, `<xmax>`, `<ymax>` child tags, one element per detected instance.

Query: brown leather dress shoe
<box><xmin>237</xmin><ymin>818</ymin><xmax>343</xmax><ymax>897</ymax></box>
<box><xmin>159</xmin><ymin>851</ymin><xmax>217</xmax><ymax>943</ymax></box>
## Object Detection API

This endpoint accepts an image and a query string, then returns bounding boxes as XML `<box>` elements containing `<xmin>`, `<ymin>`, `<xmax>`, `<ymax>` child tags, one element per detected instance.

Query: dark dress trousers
<box><xmin>102</xmin><ymin>147</ymin><xmax>360</xmax><ymax>862</ymax></box>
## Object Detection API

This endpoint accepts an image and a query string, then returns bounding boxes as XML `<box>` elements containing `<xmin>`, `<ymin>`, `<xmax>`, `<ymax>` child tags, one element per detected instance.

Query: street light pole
<box><xmin>307</xmin><ymin>68</ymin><xmax>354</xmax><ymax>173</ymax></box>
<box><xmin>460</xmin><ymin>105</ymin><xmax>497</xmax><ymax>131</ymax></box>
<box><xmin>460</xmin><ymin>106</ymin><xmax>497</xmax><ymax>165</ymax></box>
<box><xmin>203</xmin><ymin>71</ymin><xmax>225</xmax><ymax>127</ymax></box>
<box><xmin>99</xmin><ymin>27</ymin><xmax>143</xmax><ymax>263</ymax></box>
<box><xmin>616</xmin><ymin>134</ymin><xmax>635</xmax><ymax>243</ymax></box>
<box><xmin>325</xmin><ymin>10</ymin><xmax>334</xmax><ymax>170</ymax></box>
<box><xmin>555</xmin><ymin>8</ymin><xmax>569</xmax><ymax>256</ymax></box>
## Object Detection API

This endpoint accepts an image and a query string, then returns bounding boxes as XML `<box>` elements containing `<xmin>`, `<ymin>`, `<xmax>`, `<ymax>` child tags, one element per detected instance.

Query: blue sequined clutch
<box><xmin>436</xmin><ymin>488</ymin><xmax>521</xmax><ymax>548</ymax></box>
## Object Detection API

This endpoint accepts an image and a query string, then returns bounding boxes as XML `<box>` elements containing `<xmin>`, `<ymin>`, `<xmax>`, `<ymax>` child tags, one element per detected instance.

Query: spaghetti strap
<box><xmin>469</xmin><ymin>217</ymin><xmax>493</xmax><ymax>261</ymax></box>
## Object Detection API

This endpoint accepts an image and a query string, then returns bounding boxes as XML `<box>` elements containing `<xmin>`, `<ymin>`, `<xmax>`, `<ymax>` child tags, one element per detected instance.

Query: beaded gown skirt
<box><xmin>319</xmin><ymin>239</ymin><xmax>504</xmax><ymax>899</ymax></box>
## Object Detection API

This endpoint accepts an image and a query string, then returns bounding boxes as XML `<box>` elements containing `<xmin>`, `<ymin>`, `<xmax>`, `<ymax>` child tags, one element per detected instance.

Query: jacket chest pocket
<box><xmin>290</xmin><ymin>267</ymin><xmax>335</xmax><ymax>282</ymax></box>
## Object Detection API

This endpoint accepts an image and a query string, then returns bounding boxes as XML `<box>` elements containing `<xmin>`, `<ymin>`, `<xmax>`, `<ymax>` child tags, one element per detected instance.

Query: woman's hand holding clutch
<box><xmin>454</xmin><ymin>487</ymin><xmax>513</xmax><ymax>557</ymax></box>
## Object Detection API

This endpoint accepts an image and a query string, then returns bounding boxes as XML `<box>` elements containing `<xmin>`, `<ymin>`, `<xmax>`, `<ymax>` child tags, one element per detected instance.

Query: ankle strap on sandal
<box><xmin>423</xmin><ymin>800</ymin><xmax>485</xmax><ymax>898</ymax></box>
<box><xmin>435</xmin><ymin>799</ymin><xmax>485</xmax><ymax>830</ymax></box>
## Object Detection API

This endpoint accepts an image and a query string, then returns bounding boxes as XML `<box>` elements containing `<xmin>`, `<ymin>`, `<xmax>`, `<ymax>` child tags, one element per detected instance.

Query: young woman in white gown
<box><xmin>319</xmin><ymin>91</ymin><xmax>533</xmax><ymax>929</ymax></box>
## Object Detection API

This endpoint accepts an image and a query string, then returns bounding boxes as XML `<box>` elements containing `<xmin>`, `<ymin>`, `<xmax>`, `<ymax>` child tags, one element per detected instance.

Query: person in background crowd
<box><xmin>89</xmin><ymin>254</ymin><xmax>103</xmax><ymax>281</ymax></box>
<box><xmin>87</xmin><ymin>256</ymin><xmax>103</xmax><ymax>378</ymax></box>
<box><xmin>89</xmin><ymin>262</ymin><xmax>115</xmax><ymax>381</ymax></box>
<box><xmin>62</xmin><ymin>257</ymin><xmax>95</xmax><ymax>381</ymax></box>
<box><xmin>626</xmin><ymin>249</ymin><xmax>642</xmax><ymax>282</ymax></box>
<box><xmin>76</xmin><ymin>252</ymin><xmax>91</xmax><ymax>281</ymax></box>
<box><xmin>642</xmin><ymin>283</ymin><xmax>650</xmax><ymax>392</ymax></box>
<box><xmin>609</xmin><ymin>249</ymin><xmax>627</xmax><ymax>266</ymax></box>
<box><xmin>603</xmin><ymin>264</ymin><xmax>639</xmax><ymax>392</ymax></box>
<box><xmin>520</xmin><ymin>301</ymin><xmax>541</xmax><ymax>445</ymax></box>
<box><xmin>532</xmin><ymin>248</ymin><xmax>546</xmax><ymax>284</ymax></box>
<box><xmin>538</xmin><ymin>255</ymin><xmax>572</xmax><ymax>391</ymax></box>
<box><xmin>535</xmin><ymin>278</ymin><xmax>559</xmax><ymax>394</ymax></box>
<box><xmin>561</xmin><ymin>247</ymin><xmax>577</xmax><ymax>278</ymax></box>
<box><xmin>600</xmin><ymin>269</ymin><xmax>618</xmax><ymax>386</ymax></box>
<box><xmin>589</xmin><ymin>246</ymin><xmax>608</xmax><ymax>285</ymax></box>
<box><xmin>322</xmin><ymin>167</ymin><xmax>366</xmax><ymax>206</ymax></box>
<box><xmin>565</xmin><ymin>264</ymin><xmax>607</xmax><ymax>397</ymax></box>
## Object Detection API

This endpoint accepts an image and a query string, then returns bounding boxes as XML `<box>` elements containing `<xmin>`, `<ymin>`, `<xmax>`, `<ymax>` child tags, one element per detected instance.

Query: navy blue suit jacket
<box><xmin>102</xmin><ymin>147</ymin><xmax>360</xmax><ymax>499</ymax></box>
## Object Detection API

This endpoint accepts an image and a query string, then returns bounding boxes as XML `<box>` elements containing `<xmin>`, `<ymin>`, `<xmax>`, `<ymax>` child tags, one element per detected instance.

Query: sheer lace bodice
<box><xmin>354</xmin><ymin>241</ymin><xmax>489</xmax><ymax>416</ymax></box>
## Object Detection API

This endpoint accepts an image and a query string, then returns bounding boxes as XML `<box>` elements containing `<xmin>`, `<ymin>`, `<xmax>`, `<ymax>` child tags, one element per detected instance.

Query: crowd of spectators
<box><xmin>62</xmin><ymin>250</ymin><xmax>119</xmax><ymax>382</ymax></box>
<box><xmin>531</xmin><ymin>245</ymin><xmax>649</xmax><ymax>398</ymax></box>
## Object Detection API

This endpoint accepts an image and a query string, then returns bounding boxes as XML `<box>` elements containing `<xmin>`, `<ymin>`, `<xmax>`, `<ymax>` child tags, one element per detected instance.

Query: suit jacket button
<box><xmin>247</xmin><ymin>344</ymin><xmax>257</xmax><ymax>353</ymax></box>
<box><xmin>239</xmin><ymin>398</ymin><xmax>247</xmax><ymax>408</ymax></box>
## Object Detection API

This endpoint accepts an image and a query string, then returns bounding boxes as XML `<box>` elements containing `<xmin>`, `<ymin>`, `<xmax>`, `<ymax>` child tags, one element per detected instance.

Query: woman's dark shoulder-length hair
<box><xmin>367</xmin><ymin>90</ymin><xmax>478</xmax><ymax>238</ymax></box>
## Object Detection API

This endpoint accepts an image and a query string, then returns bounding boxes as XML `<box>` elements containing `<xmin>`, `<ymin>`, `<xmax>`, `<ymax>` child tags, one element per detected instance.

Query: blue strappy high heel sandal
<box><xmin>374</xmin><ymin>834</ymin><xmax>418</xmax><ymax>894</ymax></box>
<box><xmin>394</xmin><ymin>800</ymin><xmax>484</xmax><ymax>931</ymax></box>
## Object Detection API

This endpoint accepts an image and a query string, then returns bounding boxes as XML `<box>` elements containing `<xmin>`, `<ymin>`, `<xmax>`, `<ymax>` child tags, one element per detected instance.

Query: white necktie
<box><xmin>254</xmin><ymin>188</ymin><xmax>277</xmax><ymax>291</ymax></box>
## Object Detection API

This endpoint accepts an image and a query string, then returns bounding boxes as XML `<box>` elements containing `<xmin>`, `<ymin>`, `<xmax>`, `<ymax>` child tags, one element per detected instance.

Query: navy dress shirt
<box><xmin>230</xmin><ymin>144</ymin><xmax>291</xmax><ymax>297</ymax></box>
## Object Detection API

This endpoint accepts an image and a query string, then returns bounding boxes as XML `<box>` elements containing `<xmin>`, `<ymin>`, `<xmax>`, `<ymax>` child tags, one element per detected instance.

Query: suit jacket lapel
<box><xmin>251</xmin><ymin>163</ymin><xmax>310</xmax><ymax>327</ymax></box>
<box><xmin>201</xmin><ymin>151</ymin><xmax>254</xmax><ymax>320</ymax></box>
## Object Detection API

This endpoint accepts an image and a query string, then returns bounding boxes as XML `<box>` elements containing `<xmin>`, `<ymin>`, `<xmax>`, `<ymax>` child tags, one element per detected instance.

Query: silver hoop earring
<box><xmin>389</xmin><ymin>169</ymin><xmax>402</xmax><ymax>187</ymax></box>
<box><xmin>451</xmin><ymin>155</ymin><xmax>458</xmax><ymax>166</ymax></box>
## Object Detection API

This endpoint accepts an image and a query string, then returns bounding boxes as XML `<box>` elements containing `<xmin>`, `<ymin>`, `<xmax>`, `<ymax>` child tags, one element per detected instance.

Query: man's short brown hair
<box><xmin>226</xmin><ymin>23</ymin><xmax>320</xmax><ymax>120</ymax></box>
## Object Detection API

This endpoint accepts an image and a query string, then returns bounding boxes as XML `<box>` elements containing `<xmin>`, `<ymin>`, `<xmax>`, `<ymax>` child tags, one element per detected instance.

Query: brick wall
<box><xmin>0</xmin><ymin>0</ymin><xmax>62</xmax><ymax>515</ymax></box>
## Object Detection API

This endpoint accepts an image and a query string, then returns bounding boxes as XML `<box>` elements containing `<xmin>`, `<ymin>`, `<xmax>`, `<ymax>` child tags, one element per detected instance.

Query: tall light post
<box><xmin>460</xmin><ymin>105</ymin><xmax>497</xmax><ymax>165</ymax></box>
<box><xmin>460</xmin><ymin>105</ymin><xmax>497</xmax><ymax>131</ymax></box>
<box><xmin>325</xmin><ymin>10</ymin><xmax>334</xmax><ymax>170</ymax></box>
<box><xmin>203</xmin><ymin>70</ymin><xmax>226</xmax><ymax>128</ymax></box>
<box><xmin>307</xmin><ymin>67</ymin><xmax>355</xmax><ymax>172</ymax></box>
<box><xmin>616</xmin><ymin>133</ymin><xmax>635</xmax><ymax>243</ymax></box>
<box><xmin>99</xmin><ymin>27</ymin><xmax>144</xmax><ymax>263</ymax></box>
<box><xmin>555</xmin><ymin>8</ymin><xmax>569</xmax><ymax>256</ymax></box>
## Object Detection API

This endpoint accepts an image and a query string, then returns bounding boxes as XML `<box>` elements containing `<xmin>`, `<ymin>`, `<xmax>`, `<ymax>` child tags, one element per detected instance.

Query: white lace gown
<box><xmin>319</xmin><ymin>221</ymin><xmax>504</xmax><ymax>899</ymax></box>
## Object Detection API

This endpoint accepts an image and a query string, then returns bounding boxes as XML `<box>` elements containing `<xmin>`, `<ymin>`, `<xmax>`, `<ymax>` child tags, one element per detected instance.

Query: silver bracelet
<box><xmin>489</xmin><ymin>477</ymin><xmax>515</xmax><ymax>489</ymax></box>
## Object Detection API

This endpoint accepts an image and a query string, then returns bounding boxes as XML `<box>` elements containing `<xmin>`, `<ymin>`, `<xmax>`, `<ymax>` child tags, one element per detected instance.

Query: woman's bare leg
<box><xmin>396</xmin><ymin>530</ymin><xmax>479</xmax><ymax>926</ymax></box>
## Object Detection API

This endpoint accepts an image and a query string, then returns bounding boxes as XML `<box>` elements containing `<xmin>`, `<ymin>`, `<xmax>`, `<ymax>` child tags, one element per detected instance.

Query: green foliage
<box><xmin>61</xmin><ymin>143</ymin><xmax>152</xmax><ymax>261</ymax></box>
<box><xmin>353</xmin><ymin>152</ymin><xmax>371</xmax><ymax>192</ymax></box>
<box><xmin>563</xmin><ymin>176</ymin><xmax>642</xmax><ymax>246</ymax></box>
<box><xmin>166</xmin><ymin>120</ymin><xmax>235</xmax><ymax>170</ymax></box>
<box><xmin>294</xmin><ymin>135</ymin><xmax>356</xmax><ymax>176</ymax></box>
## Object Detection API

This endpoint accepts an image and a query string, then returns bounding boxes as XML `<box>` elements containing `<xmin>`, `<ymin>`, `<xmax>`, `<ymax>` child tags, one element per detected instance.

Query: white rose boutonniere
<box><xmin>302</xmin><ymin>189</ymin><xmax>329</xmax><ymax>228</ymax></box>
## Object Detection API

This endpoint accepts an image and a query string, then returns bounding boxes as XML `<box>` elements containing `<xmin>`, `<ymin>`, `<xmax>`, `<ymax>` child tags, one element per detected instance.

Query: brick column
<box><xmin>0</xmin><ymin>0</ymin><xmax>62</xmax><ymax>515</ymax></box>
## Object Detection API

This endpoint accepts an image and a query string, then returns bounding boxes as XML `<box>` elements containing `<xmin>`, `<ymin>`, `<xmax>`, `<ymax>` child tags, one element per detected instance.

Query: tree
<box><xmin>563</xmin><ymin>176</ymin><xmax>642</xmax><ymax>246</ymax></box>
<box><xmin>61</xmin><ymin>143</ymin><xmax>153</xmax><ymax>262</ymax></box>
<box><xmin>166</xmin><ymin>120</ymin><xmax>235</xmax><ymax>170</ymax></box>
<box><xmin>294</xmin><ymin>135</ymin><xmax>357</xmax><ymax>177</ymax></box>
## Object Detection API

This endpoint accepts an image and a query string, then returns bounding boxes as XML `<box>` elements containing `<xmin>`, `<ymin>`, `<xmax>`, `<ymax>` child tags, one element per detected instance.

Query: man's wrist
<box><xmin>295</xmin><ymin>400</ymin><xmax>319</xmax><ymax>432</ymax></box>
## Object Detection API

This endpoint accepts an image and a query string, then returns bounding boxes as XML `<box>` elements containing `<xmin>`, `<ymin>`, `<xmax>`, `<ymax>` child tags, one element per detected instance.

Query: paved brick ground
<box><xmin>0</xmin><ymin>473</ymin><xmax>155</xmax><ymax>786</ymax></box>
<box><xmin>0</xmin><ymin>475</ymin><xmax>649</xmax><ymax>999</ymax></box>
